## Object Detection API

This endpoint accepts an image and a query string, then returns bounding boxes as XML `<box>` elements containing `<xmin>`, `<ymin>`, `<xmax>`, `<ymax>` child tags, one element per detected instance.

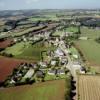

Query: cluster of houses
<box><xmin>4</xmin><ymin>34</ymin><xmax>86</xmax><ymax>87</ymax></box>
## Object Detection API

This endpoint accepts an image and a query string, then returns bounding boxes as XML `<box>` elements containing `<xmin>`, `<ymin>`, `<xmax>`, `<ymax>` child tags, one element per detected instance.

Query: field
<box><xmin>66</xmin><ymin>27</ymin><xmax>78</xmax><ymax>33</ymax></box>
<box><xmin>52</xmin><ymin>26</ymin><xmax>78</xmax><ymax>36</ymax></box>
<box><xmin>52</xmin><ymin>31</ymin><xmax>64</xmax><ymax>36</ymax></box>
<box><xmin>0</xmin><ymin>56</ymin><xmax>33</xmax><ymax>82</ymax></box>
<box><xmin>0</xmin><ymin>39</ymin><xmax>14</xmax><ymax>49</ymax></box>
<box><xmin>29</xmin><ymin>15</ymin><xmax>59</xmax><ymax>21</ymax></box>
<box><xmin>74</xmin><ymin>27</ymin><xmax>100</xmax><ymax>66</ymax></box>
<box><xmin>0</xmin><ymin>26</ymin><xmax>44</xmax><ymax>39</ymax></box>
<box><xmin>0</xmin><ymin>79</ymin><xmax>66</xmax><ymax>100</ymax></box>
<box><xmin>3</xmin><ymin>41</ymin><xmax>56</xmax><ymax>61</ymax></box>
<box><xmin>77</xmin><ymin>75</ymin><xmax>100</xmax><ymax>100</ymax></box>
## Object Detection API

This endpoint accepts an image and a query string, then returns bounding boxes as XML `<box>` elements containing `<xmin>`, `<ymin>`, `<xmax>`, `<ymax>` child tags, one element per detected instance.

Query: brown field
<box><xmin>0</xmin><ymin>56</ymin><xmax>34</xmax><ymax>82</ymax></box>
<box><xmin>77</xmin><ymin>75</ymin><xmax>100</xmax><ymax>100</ymax></box>
<box><xmin>0</xmin><ymin>39</ymin><xmax>14</xmax><ymax>49</ymax></box>
<box><xmin>0</xmin><ymin>79</ymin><xmax>66</xmax><ymax>100</ymax></box>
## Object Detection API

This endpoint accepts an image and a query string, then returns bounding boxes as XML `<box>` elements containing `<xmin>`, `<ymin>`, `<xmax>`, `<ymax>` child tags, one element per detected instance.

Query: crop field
<box><xmin>74</xmin><ymin>27</ymin><xmax>100</xmax><ymax>66</ymax></box>
<box><xmin>0</xmin><ymin>56</ymin><xmax>33</xmax><ymax>82</ymax></box>
<box><xmin>0</xmin><ymin>57</ymin><xmax>20</xmax><ymax>82</ymax></box>
<box><xmin>0</xmin><ymin>79</ymin><xmax>66</xmax><ymax>100</ymax></box>
<box><xmin>77</xmin><ymin>75</ymin><xmax>100</xmax><ymax>100</ymax></box>
<box><xmin>0</xmin><ymin>39</ymin><xmax>14</xmax><ymax>49</ymax></box>
<box><xmin>3</xmin><ymin>41</ymin><xmax>56</xmax><ymax>61</ymax></box>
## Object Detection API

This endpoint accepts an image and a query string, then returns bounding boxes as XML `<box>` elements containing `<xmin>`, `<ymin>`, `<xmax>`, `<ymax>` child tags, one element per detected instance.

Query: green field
<box><xmin>3</xmin><ymin>41</ymin><xmax>56</xmax><ymax>61</ymax></box>
<box><xmin>0</xmin><ymin>26</ymin><xmax>44</xmax><ymax>39</ymax></box>
<box><xmin>66</xmin><ymin>27</ymin><xmax>78</xmax><ymax>33</ymax></box>
<box><xmin>0</xmin><ymin>80</ymin><xmax>66</xmax><ymax>100</ymax></box>
<box><xmin>52</xmin><ymin>31</ymin><xmax>64</xmax><ymax>36</ymax></box>
<box><xmin>75</xmin><ymin>27</ymin><xmax>100</xmax><ymax>66</ymax></box>
<box><xmin>29</xmin><ymin>15</ymin><xmax>59</xmax><ymax>21</ymax></box>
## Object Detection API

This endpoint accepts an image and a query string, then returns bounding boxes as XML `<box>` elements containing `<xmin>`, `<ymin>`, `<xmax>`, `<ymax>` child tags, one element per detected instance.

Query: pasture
<box><xmin>74</xmin><ymin>27</ymin><xmax>100</xmax><ymax>66</ymax></box>
<box><xmin>0</xmin><ymin>79</ymin><xmax>66</xmax><ymax>100</ymax></box>
<box><xmin>66</xmin><ymin>26</ymin><xmax>78</xmax><ymax>33</ymax></box>
<box><xmin>3</xmin><ymin>41</ymin><xmax>56</xmax><ymax>61</ymax></box>
<box><xmin>77</xmin><ymin>75</ymin><xmax>100</xmax><ymax>100</ymax></box>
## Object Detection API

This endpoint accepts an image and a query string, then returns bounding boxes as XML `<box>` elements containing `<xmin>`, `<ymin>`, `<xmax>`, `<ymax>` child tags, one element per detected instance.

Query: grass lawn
<box><xmin>44</xmin><ymin>74</ymin><xmax>56</xmax><ymax>81</ymax></box>
<box><xmin>0</xmin><ymin>79</ymin><xmax>66</xmax><ymax>100</ymax></box>
<box><xmin>74</xmin><ymin>27</ymin><xmax>100</xmax><ymax>66</ymax></box>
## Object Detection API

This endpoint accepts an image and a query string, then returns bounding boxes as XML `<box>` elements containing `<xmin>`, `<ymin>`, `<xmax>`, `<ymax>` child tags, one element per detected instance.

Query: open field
<box><xmin>74</xmin><ymin>27</ymin><xmax>100</xmax><ymax>66</ymax></box>
<box><xmin>0</xmin><ymin>79</ymin><xmax>66</xmax><ymax>100</ymax></box>
<box><xmin>29</xmin><ymin>15</ymin><xmax>59</xmax><ymax>21</ymax></box>
<box><xmin>52</xmin><ymin>31</ymin><xmax>64</xmax><ymax>36</ymax></box>
<box><xmin>52</xmin><ymin>27</ymin><xmax>78</xmax><ymax>36</ymax></box>
<box><xmin>77</xmin><ymin>75</ymin><xmax>100</xmax><ymax>100</ymax></box>
<box><xmin>0</xmin><ymin>57</ymin><xmax>20</xmax><ymax>82</ymax></box>
<box><xmin>3</xmin><ymin>41</ymin><xmax>56</xmax><ymax>61</ymax></box>
<box><xmin>66</xmin><ymin>27</ymin><xmax>78</xmax><ymax>33</ymax></box>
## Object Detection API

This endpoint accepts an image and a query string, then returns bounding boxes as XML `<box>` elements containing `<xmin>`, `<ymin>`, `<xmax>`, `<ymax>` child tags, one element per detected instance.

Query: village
<box><xmin>2</xmin><ymin>27</ymin><xmax>86</xmax><ymax>87</ymax></box>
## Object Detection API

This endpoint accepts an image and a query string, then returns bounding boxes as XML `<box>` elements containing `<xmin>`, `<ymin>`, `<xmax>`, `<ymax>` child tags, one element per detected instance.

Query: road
<box><xmin>59</xmin><ymin>41</ymin><xmax>77</xmax><ymax>78</ymax></box>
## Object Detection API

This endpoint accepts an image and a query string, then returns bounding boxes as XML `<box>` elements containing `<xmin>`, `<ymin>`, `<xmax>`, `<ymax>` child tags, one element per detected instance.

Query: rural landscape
<box><xmin>0</xmin><ymin>0</ymin><xmax>100</xmax><ymax>100</ymax></box>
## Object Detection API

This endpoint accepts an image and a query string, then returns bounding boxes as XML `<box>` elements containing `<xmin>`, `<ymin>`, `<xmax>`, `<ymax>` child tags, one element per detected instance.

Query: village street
<box><xmin>59</xmin><ymin>40</ymin><xmax>77</xmax><ymax>79</ymax></box>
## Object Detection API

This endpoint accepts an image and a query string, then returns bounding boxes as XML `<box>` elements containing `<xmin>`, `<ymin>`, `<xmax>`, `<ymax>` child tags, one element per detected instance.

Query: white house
<box><xmin>23</xmin><ymin>68</ymin><xmax>34</xmax><ymax>79</ymax></box>
<box><xmin>48</xmin><ymin>70</ymin><xmax>56</xmax><ymax>75</ymax></box>
<box><xmin>55</xmin><ymin>48</ymin><xmax>64</xmax><ymax>57</ymax></box>
<box><xmin>39</xmin><ymin>62</ymin><xmax>47</xmax><ymax>68</ymax></box>
<box><xmin>51</xmin><ymin>60</ymin><xmax>56</xmax><ymax>66</ymax></box>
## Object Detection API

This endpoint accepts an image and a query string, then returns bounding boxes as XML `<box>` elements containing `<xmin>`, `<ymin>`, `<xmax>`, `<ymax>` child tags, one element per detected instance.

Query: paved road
<box><xmin>59</xmin><ymin>41</ymin><xmax>77</xmax><ymax>80</ymax></box>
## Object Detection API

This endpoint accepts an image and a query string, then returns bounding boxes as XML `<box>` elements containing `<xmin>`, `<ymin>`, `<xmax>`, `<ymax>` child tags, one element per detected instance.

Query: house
<box><xmin>55</xmin><ymin>48</ymin><xmax>64</xmax><ymax>57</ymax></box>
<box><xmin>80</xmin><ymin>67</ymin><xmax>86</xmax><ymax>74</ymax></box>
<box><xmin>72</xmin><ymin>54</ymin><xmax>78</xmax><ymax>59</ymax></box>
<box><xmin>36</xmin><ymin>70</ymin><xmax>44</xmax><ymax>78</ymax></box>
<box><xmin>39</xmin><ymin>62</ymin><xmax>47</xmax><ymax>68</ymax></box>
<box><xmin>48</xmin><ymin>69</ymin><xmax>56</xmax><ymax>75</ymax></box>
<box><xmin>9</xmin><ymin>79</ymin><xmax>16</xmax><ymax>84</ymax></box>
<box><xmin>61</xmin><ymin>57</ymin><xmax>68</xmax><ymax>65</ymax></box>
<box><xmin>23</xmin><ymin>68</ymin><xmax>34</xmax><ymax>79</ymax></box>
<box><xmin>51</xmin><ymin>60</ymin><xmax>56</xmax><ymax>66</ymax></box>
<box><xmin>57</xmin><ymin>69</ymin><xmax>65</xmax><ymax>75</ymax></box>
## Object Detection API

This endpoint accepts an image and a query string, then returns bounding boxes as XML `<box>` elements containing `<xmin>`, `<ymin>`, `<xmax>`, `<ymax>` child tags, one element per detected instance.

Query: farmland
<box><xmin>0</xmin><ymin>79</ymin><xmax>66</xmax><ymax>100</ymax></box>
<box><xmin>0</xmin><ymin>26</ymin><xmax>44</xmax><ymax>39</ymax></box>
<box><xmin>77</xmin><ymin>75</ymin><xmax>100</xmax><ymax>100</ymax></box>
<box><xmin>29</xmin><ymin>15</ymin><xmax>59</xmax><ymax>21</ymax></box>
<box><xmin>2</xmin><ymin>41</ymin><xmax>56</xmax><ymax>61</ymax></box>
<box><xmin>0</xmin><ymin>56</ymin><xmax>33</xmax><ymax>82</ymax></box>
<box><xmin>66</xmin><ymin>26</ymin><xmax>79</xmax><ymax>33</ymax></box>
<box><xmin>0</xmin><ymin>39</ymin><xmax>14</xmax><ymax>49</ymax></box>
<box><xmin>74</xmin><ymin>27</ymin><xmax>100</xmax><ymax>66</ymax></box>
<box><xmin>52</xmin><ymin>26</ymin><xmax>78</xmax><ymax>36</ymax></box>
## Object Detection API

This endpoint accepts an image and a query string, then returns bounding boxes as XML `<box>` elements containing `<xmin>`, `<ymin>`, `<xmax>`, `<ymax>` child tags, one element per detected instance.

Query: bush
<box><xmin>65</xmin><ymin>76</ymin><xmax>72</xmax><ymax>100</ymax></box>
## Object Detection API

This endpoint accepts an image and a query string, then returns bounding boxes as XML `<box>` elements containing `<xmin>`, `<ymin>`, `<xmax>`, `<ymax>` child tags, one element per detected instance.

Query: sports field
<box><xmin>0</xmin><ymin>79</ymin><xmax>66</xmax><ymax>100</ymax></box>
<box><xmin>74</xmin><ymin>27</ymin><xmax>100</xmax><ymax>66</ymax></box>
